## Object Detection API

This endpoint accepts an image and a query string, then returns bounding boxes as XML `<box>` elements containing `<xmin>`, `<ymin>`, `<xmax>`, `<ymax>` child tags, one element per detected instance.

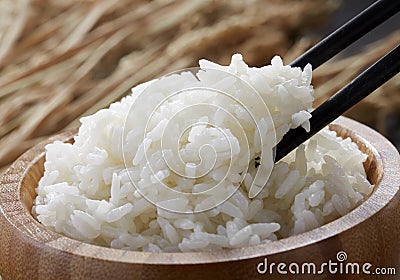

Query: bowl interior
<box><xmin>329</xmin><ymin>122</ymin><xmax>382</xmax><ymax>185</ymax></box>
<box><xmin>20</xmin><ymin>123</ymin><xmax>383</xmax><ymax>214</ymax></box>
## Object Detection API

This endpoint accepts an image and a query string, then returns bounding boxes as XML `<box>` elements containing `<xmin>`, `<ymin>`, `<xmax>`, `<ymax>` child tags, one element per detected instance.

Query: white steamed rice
<box><xmin>33</xmin><ymin>54</ymin><xmax>373</xmax><ymax>252</ymax></box>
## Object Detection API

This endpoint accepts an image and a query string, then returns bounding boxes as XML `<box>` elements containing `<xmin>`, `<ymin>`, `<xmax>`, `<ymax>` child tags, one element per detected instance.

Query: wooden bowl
<box><xmin>0</xmin><ymin>117</ymin><xmax>399</xmax><ymax>280</ymax></box>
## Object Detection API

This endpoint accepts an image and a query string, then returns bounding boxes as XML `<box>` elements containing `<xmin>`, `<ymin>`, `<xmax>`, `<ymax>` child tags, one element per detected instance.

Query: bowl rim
<box><xmin>0</xmin><ymin>116</ymin><xmax>399</xmax><ymax>265</ymax></box>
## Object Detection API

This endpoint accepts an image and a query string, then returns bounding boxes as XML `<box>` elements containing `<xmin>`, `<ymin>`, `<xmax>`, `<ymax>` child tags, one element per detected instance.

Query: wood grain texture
<box><xmin>0</xmin><ymin>117</ymin><xmax>399</xmax><ymax>280</ymax></box>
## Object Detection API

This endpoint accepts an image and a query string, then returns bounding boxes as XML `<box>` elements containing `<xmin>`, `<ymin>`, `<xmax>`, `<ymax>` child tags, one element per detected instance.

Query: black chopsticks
<box><xmin>274</xmin><ymin>0</ymin><xmax>400</xmax><ymax>163</ymax></box>
<box><xmin>290</xmin><ymin>0</ymin><xmax>400</xmax><ymax>69</ymax></box>
<box><xmin>275</xmin><ymin>44</ymin><xmax>400</xmax><ymax>162</ymax></box>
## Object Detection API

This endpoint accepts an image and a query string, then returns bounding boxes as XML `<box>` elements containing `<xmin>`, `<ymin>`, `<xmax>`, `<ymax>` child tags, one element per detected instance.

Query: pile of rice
<box><xmin>33</xmin><ymin>54</ymin><xmax>373</xmax><ymax>252</ymax></box>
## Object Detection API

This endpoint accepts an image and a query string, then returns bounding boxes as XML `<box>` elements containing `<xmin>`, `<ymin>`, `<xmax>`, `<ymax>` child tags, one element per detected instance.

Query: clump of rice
<box><xmin>33</xmin><ymin>54</ymin><xmax>373</xmax><ymax>252</ymax></box>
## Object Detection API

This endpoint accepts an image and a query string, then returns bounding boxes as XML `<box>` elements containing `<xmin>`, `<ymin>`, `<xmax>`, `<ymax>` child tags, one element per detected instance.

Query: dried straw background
<box><xmin>0</xmin><ymin>0</ymin><xmax>399</xmax><ymax>176</ymax></box>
